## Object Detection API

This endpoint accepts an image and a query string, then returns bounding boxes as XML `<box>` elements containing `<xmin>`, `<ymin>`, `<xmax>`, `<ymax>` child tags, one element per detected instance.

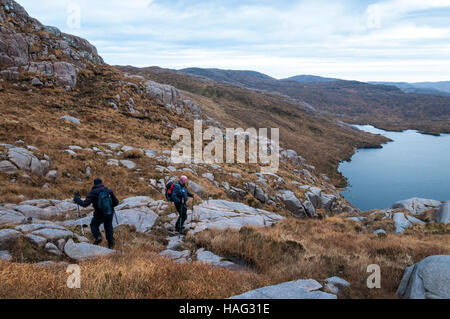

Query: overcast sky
<box><xmin>16</xmin><ymin>0</ymin><xmax>450</xmax><ymax>82</ymax></box>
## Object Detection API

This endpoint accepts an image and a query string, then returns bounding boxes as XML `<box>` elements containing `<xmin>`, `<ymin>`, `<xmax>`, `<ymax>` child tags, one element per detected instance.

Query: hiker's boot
<box><xmin>108</xmin><ymin>240</ymin><xmax>115</xmax><ymax>250</ymax></box>
<box><xmin>93</xmin><ymin>238</ymin><xmax>102</xmax><ymax>246</ymax></box>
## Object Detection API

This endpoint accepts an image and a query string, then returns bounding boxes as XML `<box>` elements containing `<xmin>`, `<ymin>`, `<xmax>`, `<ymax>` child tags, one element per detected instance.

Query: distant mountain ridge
<box><xmin>370</xmin><ymin>81</ymin><xmax>450</xmax><ymax>96</ymax></box>
<box><xmin>281</xmin><ymin>75</ymin><xmax>340</xmax><ymax>83</ymax></box>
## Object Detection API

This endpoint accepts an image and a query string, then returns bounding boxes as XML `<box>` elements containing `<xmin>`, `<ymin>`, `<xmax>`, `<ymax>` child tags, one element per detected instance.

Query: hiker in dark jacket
<box><xmin>171</xmin><ymin>176</ymin><xmax>194</xmax><ymax>233</ymax></box>
<box><xmin>74</xmin><ymin>178</ymin><xmax>119</xmax><ymax>249</ymax></box>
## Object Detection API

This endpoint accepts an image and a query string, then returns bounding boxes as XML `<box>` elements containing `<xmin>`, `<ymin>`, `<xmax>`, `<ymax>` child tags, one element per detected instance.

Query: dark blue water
<box><xmin>339</xmin><ymin>125</ymin><xmax>450</xmax><ymax>211</ymax></box>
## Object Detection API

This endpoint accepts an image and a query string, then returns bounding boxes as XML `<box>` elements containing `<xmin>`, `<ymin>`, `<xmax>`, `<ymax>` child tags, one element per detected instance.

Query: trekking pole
<box><xmin>113</xmin><ymin>210</ymin><xmax>120</xmax><ymax>245</ymax></box>
<box><xmin>76</xmin><ymin>203</ymin><xmax>85</xmax><ymax>237</ymax></box>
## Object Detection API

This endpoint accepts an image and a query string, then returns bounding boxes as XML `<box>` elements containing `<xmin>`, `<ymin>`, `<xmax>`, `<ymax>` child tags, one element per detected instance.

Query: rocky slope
<box><xmin>117</xmin><ymin>65</ymin><xmax>388</xmax><ymax>185</ymax></box>
<box><xmin>0</xmin><ymin>1</ymin><xmax>449</xmax><ymax>299</ymax></box>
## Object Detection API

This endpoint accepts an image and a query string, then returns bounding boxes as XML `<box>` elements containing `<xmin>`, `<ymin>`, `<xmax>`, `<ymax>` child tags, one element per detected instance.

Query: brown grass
<box><xmin>1</xmin><ymin>217</ymin><xmax>447</xmax><ymax>299</ymax></box>
<box><xmin>189</xmin><ymin>217</ymin><xmax>450</xmax><ymax>299</ymax></box>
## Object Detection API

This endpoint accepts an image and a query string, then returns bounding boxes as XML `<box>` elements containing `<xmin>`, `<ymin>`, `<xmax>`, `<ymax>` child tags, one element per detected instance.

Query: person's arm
<box><xmin>110</xmin><ymin>190</ymin><xmax>119</xmax><ymax>207</ymax></box>
<box><xmin>74</xmin><ymin>191</ymin><xmax>95</xmax><ymax>208</ymax></box>
<box><xmin>187</xmin><ymin>190</ymin><xmax>194</xmax><ymax>198</ymax></box>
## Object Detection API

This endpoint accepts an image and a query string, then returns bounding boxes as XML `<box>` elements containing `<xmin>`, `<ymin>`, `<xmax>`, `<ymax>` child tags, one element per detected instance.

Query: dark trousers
<box><xmin>90</xmin><ymin>214</ymin><xmax>114</xmax><ymax>244</ymax></box>
<box><xmin>175</xmin><ymin>203</ymin><xmax>187</xmax><ymax>230</ymax></box>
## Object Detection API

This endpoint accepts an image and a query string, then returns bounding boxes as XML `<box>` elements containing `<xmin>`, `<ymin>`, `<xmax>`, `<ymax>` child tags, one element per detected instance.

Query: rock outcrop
<box><xmin>230</xmin><ymin>279</ymin><xmax>337</xmax><ymax>299</ymax></box>
<box><xmin>392</xmin><ymin>198</ymin><xmax>441</xmax><ymax>216</ymax></box>
<box><xmin>0</xmin><ymin>0</ymin><xmax>103</xmax><ymax>88</ymax></box>
<box><xmin>64</xmin><ymin>239</ymin><xmax>117</xmax><ymax>261</ymax></box>
<box><xmin>144</xmin><ymin>80</ymin><xmax>202</xmax><ymax>118</ymax></box>
<box><xmin>435</xmin><ymin>201</ymin><xmax>449</xmax><ymax>224</ymax></box>
<box><xmin>184</xmin><ymin>200</ymin><xmax>284</xmax><ymax>235</ymax></box>
<box><xmin>397</xmin><ymin>255</ymin><xmax>450</xmax><ymax>299</ymax></box>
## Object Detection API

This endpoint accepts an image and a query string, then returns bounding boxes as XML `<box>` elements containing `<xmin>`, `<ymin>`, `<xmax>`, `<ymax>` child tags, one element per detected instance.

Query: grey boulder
<box><xmin>64</xmin><ymin>239</ymin><xmax>116</xmax><ymax>261</ymax></box>
<box><xmin>393</xmin><ymin>213</ymin><xmax>412</xmax><ymax>234</ymax></box>
<box><xmin>0</xmin><ymin>229</ymin><xmax>22</xmax><ymax>249</ymax></box>
<box><xmin>0</xmin><ymin>209</ymin><xmax>27</xmax><ymax>226</ymax></box>
<box><xmin>230</xmin><ymin>279</ymin><xmax>337</xmax><ymax>299</ymax></box>
<box><xmin>392</xmin><ymin>198</ymin><xmax>441</xmax><ymax>216</ymax></box>
<box><xmin>0</xmin><ymin>160</ymin><xmax>18</xmax><ymax>174</ymax></box>
<box><xmin>60</xmin><ymin>115</ymin><xmax>81</xmax><ymax>125</ymax></box>
<box><xmin>277</xmin><ymin>190</ymin><xmax>308</xmax><ymax>218</ymax></box>
<box><xmin>397</xmin><ymin>255</ymin><xmax>450</xmax><ymax>299</ymax></box>
<box><xmin>30</xmin><ymin>228</ymin><xmax>73</xmax><ymax>240</ymax></box>
<box><xmin>435</xmin><ymin>202</ymin><xmax>449</xmax><ymax>224</ymax></box>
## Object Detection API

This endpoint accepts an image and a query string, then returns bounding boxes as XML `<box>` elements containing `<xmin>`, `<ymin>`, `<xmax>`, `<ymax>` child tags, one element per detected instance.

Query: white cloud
<box><xmin>15</xmin><ymin>0</ymin><xmax>450</xmax><ymax>82</ymax></box>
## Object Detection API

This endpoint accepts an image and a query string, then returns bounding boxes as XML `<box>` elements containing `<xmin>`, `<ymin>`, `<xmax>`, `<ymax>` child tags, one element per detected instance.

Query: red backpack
<box><xmin>165</xmin><ymin>181</ymin><xmax>176</xmax><ymax>202</ymax></box>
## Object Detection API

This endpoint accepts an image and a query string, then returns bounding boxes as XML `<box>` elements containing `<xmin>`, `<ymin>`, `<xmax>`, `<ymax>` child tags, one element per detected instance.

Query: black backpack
<box><xmin>165</xmin><ymin>181</ymin><xmax>176</xmax><ymax>202</ymax></box>
<box><xmin>97</xmin><ymin>191</ymin><xmax>114</xmax><ymax>216</ymax></box>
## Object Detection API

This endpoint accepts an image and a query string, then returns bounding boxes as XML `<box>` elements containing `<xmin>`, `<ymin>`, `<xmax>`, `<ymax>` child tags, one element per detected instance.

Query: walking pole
<box><xmin>113</xmin><ymin>210</ymin><xmax>120</xmax><ymax>246</ymax></box>
<box><xmin>76</xmin><ymin>203</ymin><xmax>85</xmax><ymax>237</ymax></box>
<box><xmin>191</xmin><ymin>197</ymin><xmax>194</xmax><ymax>225</ymax></box>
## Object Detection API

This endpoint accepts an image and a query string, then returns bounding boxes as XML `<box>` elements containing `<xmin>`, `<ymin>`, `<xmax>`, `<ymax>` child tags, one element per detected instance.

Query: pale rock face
<box><xmin>397</xmin><ymin>255</ymin><xmax>450</xmax><ymax>299</ymax></box>
<box><xmin>25</xmin><ymin>233</ymin><xmax>47</xmax><ymax>247</ymax></box>
<box><xmin>120</xmin><ymin>160</ymin><xmax>136</xmax><ymax>170</ymax></box>
<box><xmin>0</xmin><ymin>209</ymin><xmax>26</xmax><ymax>226</ymax></box>
<box><xmin>30</xmin><ymin>228</ymin><xmax>73</xmax><ymax>240</ymax></box>
<box><xmin>435</xmin><ymin>202</ymin><xmax>449</xmax><ymax>224</ymax></box>
<box><xmin>195</xmin><ymin>248</ymin><xmax>237</xmax><ymax>268</ymax></box>
<box><xmin>60</xmin><ymin>115</ymin><xmax>80</xmax><ymax>125</ymax></box>
<box><xmin>116</xmin><ymin>196</ymin><xmax>153</xmax><ymax>210</ymax></box>
<box><xmin>64</xmin><ymin>239</ymin><xmax>116</xmax><ymax>261</ymax></box>
<box><xmin>392</xmin><ymin>198</ymin><xmax>441</xmax><ymax>216</ymax></box>
<box><xmin>13</xmin><ymin>204</ymin><xmax>49</xmax><ymax>219</ymax></box>
<box><xmin>186</xmin><ymin>200</ymin><xmax>284</xmax><ymax>235</ymax></box>
<box><xmin>393</xmin><ymin>213</ymin><xmax>412</xmax><ymax>234</ymax></box>
<box><xmin>277</xmin><ymin>190</ymin><xmax>308</xmax><ymax>218</ymax></box>
<box><xmin>0</xmin><ymin>229</ymin><xmax>21</xmax><ymax>249</ymax></box>
<box><xmin>0</xmin><ymin>160</ymin><xmax>18</xmax><ymax>174</ymax></box>
<box><xmin>7</xmin><ymin>147</ymin><xmax>49</xmax><ymax>177</ymax></box>
<box><xmin>159</xmin><ymin>249</ymin><xmax>190</xmax><ymax>263</ymax></box>
<box><xmin>15</xmin><ymin>223</ymin><xmax>66</xmax><ymax>233</ymax></box>
<box><xmin>113</xmin><ymin>207</ymin><xmax>158</xmax><ymax>233</ymax></box>
<box><xmin>144</xmin><ymin>80</ymin><xmax>202</xmax><ymax>118</ymax></box>
<box><xmin>230</xmin><ymin>279</ymin><xmax>337</xmax><ymax>299</ymax></box>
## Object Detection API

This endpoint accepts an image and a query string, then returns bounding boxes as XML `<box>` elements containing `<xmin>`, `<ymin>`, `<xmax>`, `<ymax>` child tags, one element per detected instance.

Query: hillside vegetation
<box><xmin>0</xmin><ymin>0</ymin><xmax>448</xmax><ymax>300</ymax></box>
<box><xmin>179</xmin><ymin>68</ymin><xmax>450</xmax><ymax>135</ymax></box>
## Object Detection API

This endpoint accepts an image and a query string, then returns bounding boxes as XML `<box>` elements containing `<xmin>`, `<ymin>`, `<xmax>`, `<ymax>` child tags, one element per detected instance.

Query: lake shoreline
<box><xmin>338</xmin><ymin>125</ymin><xmax>450</xmax><ymax>211</ymax></box>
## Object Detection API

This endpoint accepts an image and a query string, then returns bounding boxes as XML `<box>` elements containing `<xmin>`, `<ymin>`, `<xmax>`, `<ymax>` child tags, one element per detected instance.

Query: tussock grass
<box><xmin>0</xmin><ymin>245</ymin><xmax>262</xmax><ymax>299</ymax></box>
<box><xmin>189</xmin><ymin>217</ymin><xmax>450</xmax><ymax>299</ymax></box>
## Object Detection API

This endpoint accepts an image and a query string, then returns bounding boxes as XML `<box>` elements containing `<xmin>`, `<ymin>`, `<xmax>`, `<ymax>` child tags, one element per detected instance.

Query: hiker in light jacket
<box><xmin>74</xmin><ymin>178</ymin><xmax>119</xmax><ymax>249</ymax></box>
<box><xmin>171</xmin><ymin>176</ymin><xmax>194</xmax><ymax>233</ymax></box>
